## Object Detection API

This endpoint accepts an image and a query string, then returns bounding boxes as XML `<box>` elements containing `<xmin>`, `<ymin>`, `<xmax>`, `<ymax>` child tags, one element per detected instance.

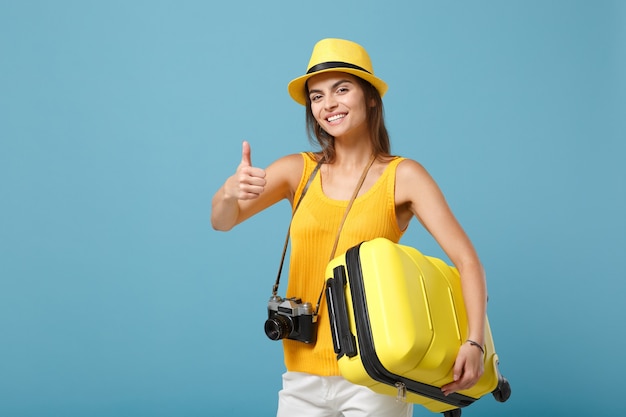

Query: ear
<box><xmin>369</xmin><ymin>98</ymin><xmax>377</xmax><ymax>108</ymax></box>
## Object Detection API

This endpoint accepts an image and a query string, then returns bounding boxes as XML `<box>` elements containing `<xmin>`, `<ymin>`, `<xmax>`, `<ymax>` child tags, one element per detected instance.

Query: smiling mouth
<box><xmin>327</xmin><ymin>114</ymin><xmax>346</xmax><ymax>123</ymax></box>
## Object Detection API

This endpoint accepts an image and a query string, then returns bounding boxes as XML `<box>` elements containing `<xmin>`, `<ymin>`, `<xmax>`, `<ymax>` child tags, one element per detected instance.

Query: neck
<box><xmin>331</xmin><ymin>139</ymin><xmax>374</xmax><ymax>169</ymax></box>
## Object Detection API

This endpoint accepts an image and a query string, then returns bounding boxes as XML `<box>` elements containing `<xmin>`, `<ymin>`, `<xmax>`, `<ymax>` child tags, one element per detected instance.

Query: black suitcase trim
<box><xmin>327</xmin><ymin>264</ymin><xmax>358</xmax><ymax>358</ymax></box>
<box><xmin>327</xmin><ymin>242</ymin><xmax>477</xmax><ymax>409</ymax></box>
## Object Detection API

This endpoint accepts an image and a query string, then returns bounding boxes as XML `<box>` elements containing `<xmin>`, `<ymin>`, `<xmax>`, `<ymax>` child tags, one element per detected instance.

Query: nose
<box><xmin>323</xmin><ymin>95</ymin><xmax>338</xmax><ymax>110</ymax></box>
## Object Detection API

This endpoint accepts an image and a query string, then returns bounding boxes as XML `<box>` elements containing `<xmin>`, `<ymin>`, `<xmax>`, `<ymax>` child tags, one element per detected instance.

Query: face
<box><xmin>307</xmin><ymin>72</ymin><xmax>370</xmax><ymax>140</ymax></box>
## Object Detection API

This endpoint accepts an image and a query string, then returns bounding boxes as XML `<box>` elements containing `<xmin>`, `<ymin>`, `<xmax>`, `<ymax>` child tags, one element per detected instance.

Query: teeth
<box><xmin>327</xmin><ymin>114</ymin><xmax>345</xmax><ymax>122</ymax></box>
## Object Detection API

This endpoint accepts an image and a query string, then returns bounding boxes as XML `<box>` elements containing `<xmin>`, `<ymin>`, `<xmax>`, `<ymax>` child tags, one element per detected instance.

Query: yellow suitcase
<box><xmin>325</xmin><ymin>238</ymin><xmax>510</xmax><ymax>416</ymax></box>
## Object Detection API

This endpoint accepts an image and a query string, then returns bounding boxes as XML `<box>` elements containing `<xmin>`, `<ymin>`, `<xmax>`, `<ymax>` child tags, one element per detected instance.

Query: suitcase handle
<box><xmin>326</xmin><ymin>265</ymin><xmax>357</xmax><ymax>358</ymax></box>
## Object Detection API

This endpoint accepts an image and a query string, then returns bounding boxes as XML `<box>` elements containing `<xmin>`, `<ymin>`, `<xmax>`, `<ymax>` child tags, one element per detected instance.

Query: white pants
<box><xmin>277</xmin><ymin>372</ymin><xmax>413</xmax><ymax>417</ymax></box>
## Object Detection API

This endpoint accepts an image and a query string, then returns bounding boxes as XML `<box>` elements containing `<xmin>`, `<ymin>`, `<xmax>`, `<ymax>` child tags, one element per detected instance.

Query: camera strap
<box><xmin>272</xmin><ymin>158</ymin><xmax>323</xmax><ymax>297</ymax></box>
<box><xmin>272</xmin><ymin>154</ymin><xmax>377</xmax><ymax>317</ymax></box>
<box><xmin>313</xmin><ymin>154</ymin><xmax>376</xmax><ymax>315</ymax></box>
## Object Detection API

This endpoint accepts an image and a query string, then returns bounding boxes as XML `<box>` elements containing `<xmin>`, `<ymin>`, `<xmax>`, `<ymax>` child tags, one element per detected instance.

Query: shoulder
<box><xmin>268</xmin><ymin>152</ymin><xmax>306</xmax><ymax>170</ymax></box>
<box><xmin>265</xmin><ymin>153</ymin><xmax>307</xmax><ymax>195</ymax></box>
<box><xmin>395</xmin><ymin>158</ymin><xmax>441</xmax><ymax>205</ymax></box>
<box><xmin>267</xmin><ymin>152</ymin><xmax>310</xmax><ymax>175</ymax></box>
<box><xmin>396</xmin><ymin>158</ymin><xmax>433</xmax><ymax>182</ymax></box>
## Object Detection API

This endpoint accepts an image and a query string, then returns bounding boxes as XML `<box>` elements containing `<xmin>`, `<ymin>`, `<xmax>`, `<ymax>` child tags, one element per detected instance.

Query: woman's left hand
<box><xmin>441</xmin><ymin>342</ymin><xmax>485</xmax><ymax>396</ymax></box>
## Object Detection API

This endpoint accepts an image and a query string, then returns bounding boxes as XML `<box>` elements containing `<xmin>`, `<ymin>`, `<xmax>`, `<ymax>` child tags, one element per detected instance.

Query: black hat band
<box><xmin>307</xmin><ymin>61</ymin><xmax>371</xmax><ymax>75</ymax></box>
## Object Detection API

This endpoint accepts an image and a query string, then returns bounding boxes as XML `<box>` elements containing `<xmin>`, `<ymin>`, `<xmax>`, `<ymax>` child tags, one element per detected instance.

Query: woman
<box><xmin>211</xmin><ymin>38</ymin><xmax>486</xmax><ymax>417</ymax></box>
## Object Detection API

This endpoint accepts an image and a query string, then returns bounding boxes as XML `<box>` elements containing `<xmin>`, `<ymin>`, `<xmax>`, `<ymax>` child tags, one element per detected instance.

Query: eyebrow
<box><xmin>308</xmin><ymin>79</ymin><xmax>354</xmax><ymax>95</ymax></box>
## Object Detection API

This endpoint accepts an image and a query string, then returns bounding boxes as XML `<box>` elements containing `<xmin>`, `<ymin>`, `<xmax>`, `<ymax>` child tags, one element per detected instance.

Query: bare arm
<box><xmin>395</xmin><ymin>159</ymin><xmax>487</xmax><ymax>395</ymax></box>
<box><xmin>211</xmin><ymin>141</ymin><xmax>302</xmax><ymax>231</ymax></box>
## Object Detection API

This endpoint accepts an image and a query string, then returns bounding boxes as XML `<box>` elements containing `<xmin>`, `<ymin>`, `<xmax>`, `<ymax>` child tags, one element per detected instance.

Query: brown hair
<box><xmin>304</xmin><ymin>76</ymin><xmax>391</xmax><ymax>163</ymax></box>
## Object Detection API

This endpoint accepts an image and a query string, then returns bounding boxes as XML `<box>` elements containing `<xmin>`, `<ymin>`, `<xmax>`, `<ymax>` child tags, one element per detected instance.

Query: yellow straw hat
<box><xmin>288</xmin><ymin>38</ymin><xmax>388</xmax><ymax>106</ymax></box>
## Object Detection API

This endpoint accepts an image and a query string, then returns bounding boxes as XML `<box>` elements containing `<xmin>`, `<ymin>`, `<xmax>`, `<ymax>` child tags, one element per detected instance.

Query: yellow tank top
<box><xmin>283</xmin><ymin>152</ymin><xmax>405</xmax><ymax>376</ymax></box>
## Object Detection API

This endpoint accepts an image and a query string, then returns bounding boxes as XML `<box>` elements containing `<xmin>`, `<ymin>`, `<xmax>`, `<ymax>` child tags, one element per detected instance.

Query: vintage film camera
<box><xmin>265</xmin><ymin>295</ymin><xmax>317</xmax><ymax>344</ymax></box>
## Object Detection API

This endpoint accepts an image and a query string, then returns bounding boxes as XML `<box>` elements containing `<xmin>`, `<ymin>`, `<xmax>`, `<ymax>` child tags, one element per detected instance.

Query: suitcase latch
<box><xmin>394</xmin><ymin>381</ymin><xmax>407</xmax><ymax>402</ymax></box>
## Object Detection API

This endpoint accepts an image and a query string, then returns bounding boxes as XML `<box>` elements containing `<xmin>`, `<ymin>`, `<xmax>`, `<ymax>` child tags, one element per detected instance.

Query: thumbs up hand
<box><xmin>228</xmin><ymin>141</ymin><xmax>266</xmax><ymax>200</ymax></box>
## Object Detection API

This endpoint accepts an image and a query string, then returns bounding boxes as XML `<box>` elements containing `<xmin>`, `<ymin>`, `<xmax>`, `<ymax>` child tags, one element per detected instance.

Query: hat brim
<box><xmin>288</xmin><ymin>68</ymin><xmax>388</xmax><ymax>106</ymax></box>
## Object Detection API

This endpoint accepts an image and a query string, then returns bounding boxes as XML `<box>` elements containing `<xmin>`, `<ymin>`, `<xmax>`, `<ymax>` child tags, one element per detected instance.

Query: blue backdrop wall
<box><xmin>1</xmin><ymin>1</ymin><xmax>624</xmax><ymax>416</ymax></box>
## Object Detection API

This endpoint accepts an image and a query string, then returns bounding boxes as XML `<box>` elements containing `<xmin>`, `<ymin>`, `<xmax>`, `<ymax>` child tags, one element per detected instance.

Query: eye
<box><xmin>337</xmin><ymin>86</ymin><xmax>349</xmax><ymax>94</ymax></box>
<box><xmin>310</xmin><ymin>93</ymin><xmax>323</xmax><ymax>102</ymax></box>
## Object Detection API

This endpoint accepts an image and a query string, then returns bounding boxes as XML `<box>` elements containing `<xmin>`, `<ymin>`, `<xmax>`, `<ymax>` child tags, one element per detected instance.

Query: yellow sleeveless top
<box><xmin>283</xmin><ymin>152</ymin><xmax>405</xmax><ymax>376</ymax></box>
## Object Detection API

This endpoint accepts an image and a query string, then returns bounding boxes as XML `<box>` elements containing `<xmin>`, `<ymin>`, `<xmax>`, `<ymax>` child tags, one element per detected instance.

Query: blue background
<box><xmin>1</xmin><ymin>1</ymin><xmax>624</xmax><ymax>416</ymax></box>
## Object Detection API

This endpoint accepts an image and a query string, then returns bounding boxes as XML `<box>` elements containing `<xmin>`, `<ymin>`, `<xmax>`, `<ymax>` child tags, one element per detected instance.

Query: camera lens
<box><xmin>264</xmin><ymin>315</ymin><xmax>293</xmax><ymax>340</ymax></box>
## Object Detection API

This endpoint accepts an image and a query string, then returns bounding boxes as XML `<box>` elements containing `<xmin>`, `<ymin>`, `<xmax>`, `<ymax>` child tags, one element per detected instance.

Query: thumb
<box><xmin>453</xmin><ymin>355</ymin><xmax>466</xmax><ymax>382</ymax></box>
<box><xmin>241</xmin><ymin>140</ymin><xmax>252</xmax><ymax>167</ymax></box>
